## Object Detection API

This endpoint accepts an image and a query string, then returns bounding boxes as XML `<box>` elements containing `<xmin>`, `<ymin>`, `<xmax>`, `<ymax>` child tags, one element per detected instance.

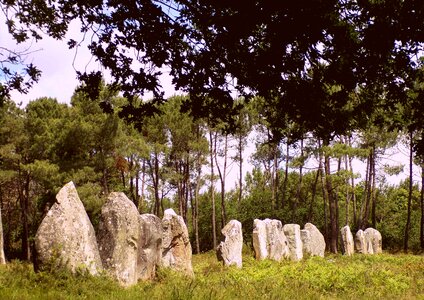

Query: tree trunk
<box><xmin>238</xmin><ymin>134</ymin><xmax>243</xmax><ymax>206</ymax></box>
<box><xmin>420</xmin><ymin>165</ymin><xmax>424</xmax><ymax>250</ymax></box>
<box><xmin>348</xmin><ymin>136</ymin><xmax>357</xmax><ymax>227</ymax></box>
<box><xmin>281</xmin><ymin>142</ymin><xmax>289</xmax><ymax>208</ymax></box>
<box><xmin>308</xmin><ymin>166</ymin><xmax>321</xmax><ymax>222</ymax></box>
<box><xmin>215</xmin><ymin>133</ymin><xmax>228</xmax><ymax>229</ymax></box>
<box><xmin>404</xmin><ymin>131</ymin><xmax>413</xmax><ymax>252</ymax></box>
<box><xmin>344</xmin><ymin>137</ymin><xmax>350</xmax><ymax>226</ymax></box>
<box><xmin>293</xmin><ymin>138</ymin><xmax>304</xmax><ymax>221</ymax></box>
<box><xmin>0</xmin><ymin>190</ymin><xmax>6</xmax><ymax>264</ymax></box>
<box><xmin>209</xmin><ymin>131</ymin><xmax>217</xmax><ymax>249</ymax></box>
<box><xmin>324</xmin><ymin>139</ymin><xmax>338</xmax><ymax>253</ymax></box>
<box><xmin>194</xmin><ymin>159</ymin><xmax>202</xmax><ymax>254</ymax></box>
<box><xmin>360</xmin><ymin>149</ymin><xmax>373</xmax><ymax>229</ymax></box>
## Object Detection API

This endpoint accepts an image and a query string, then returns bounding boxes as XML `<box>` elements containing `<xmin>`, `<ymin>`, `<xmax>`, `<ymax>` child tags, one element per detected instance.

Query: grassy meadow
<box><xmin>1</xmin><ymin>251</ymin><xmax>424</xmax><ymax>299</ymax></box>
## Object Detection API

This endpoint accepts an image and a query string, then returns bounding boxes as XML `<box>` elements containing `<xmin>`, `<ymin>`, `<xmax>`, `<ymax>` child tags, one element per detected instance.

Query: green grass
<box><xmin>1</xmin><ymin>252</ymin><xmax>424</xmax><ymax>299</ymax></box>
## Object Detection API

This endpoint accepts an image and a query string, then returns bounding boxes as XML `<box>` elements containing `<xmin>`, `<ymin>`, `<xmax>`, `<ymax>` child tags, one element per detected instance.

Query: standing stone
<box><xmin>265</xmin><ymin>219</ymin><xmax>290</xmax><ymax>261</ymax></box>
<box><xmin>340</xmin><ymin>225</ymin><xmax>355</xmax><ymax>256</ymax></box>
<box><xmin>253</xmin><ymin>219</ymin><xmax>290</xmax><ymax>261</ymax></box>
<box><xmin>162</xmin><ymin>209</ymin><xmax>193</xmax><ymax>276</ymax></box>
<box><xmin>283</xmin><ymin>224</ymin><xmax>303</xmax><ymax>261</ymax></box>
<box><xmin>301</xmin><ymin>223</ymin><xmax>326</xmax><ymax>257</ymax></box>
<box><xmin>97</xmin><ymin>192</ymin><xmax>140</xmax><ymax>286</ymax></box>
<box><xmin>34</xmin><ymin>182</ymin><xmax>102</xmax><ymax>275</ymax></box>
<box><xmin>355</xmin><ymin>229</ymin><xmax>369</xmax><ymax>254</ymax></box>
<box><xmin>216</xmin><ymin>220</ymin><xmax>243</xmax><ymax>268</ymax></box>
<box><xmin>365</xmin><ymin>228</ymin><xmax>383</xmax><ymax>254</ymax></box>
<box><xmin>138</xmin><ymin>214</ymin><xmax>163</xmax><ymax>280</ymax></box>
<box><xmin>252</xmin><ymin>219</ymin><xmax>268</xmax><ymax>260</ymax></box>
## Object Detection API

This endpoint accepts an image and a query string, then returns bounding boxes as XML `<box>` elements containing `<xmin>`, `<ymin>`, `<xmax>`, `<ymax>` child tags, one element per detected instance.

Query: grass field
<box><xmin>1</xmin><ymin>251</ymin><xmax>424</xmax><ymax>299</ymax></box>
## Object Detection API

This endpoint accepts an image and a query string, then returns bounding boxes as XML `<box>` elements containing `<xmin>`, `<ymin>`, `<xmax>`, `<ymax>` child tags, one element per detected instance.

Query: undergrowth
<box><xmin>1</xmin><ymin>253</ymin><xmax>423</xmax><ymax>299</ymax></box>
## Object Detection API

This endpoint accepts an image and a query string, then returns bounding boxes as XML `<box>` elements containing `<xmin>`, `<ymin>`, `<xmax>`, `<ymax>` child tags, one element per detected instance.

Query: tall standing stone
<box><xmin>138</xmin><ymin>214</ymin><xmax>163</xmax><ymax>280</ymax></box>
<box><xmin>301</xmin><ymin>223</ymin><xmax>325</xmax><ymax>257</ymax></box>
<box><xmin>216</xmin><ymin>220</ymin><xmax>243</xmax><ymax>268</ymax></box>
<box><xmin>97</xmin><ymin>192</ymin><xmax>140</xmax><ymax>286</ymax></box>
<box><xmin>162</xmin><ymin>209</ymin><xmax>193</xmax><ymax>276</ymax></box>
<box><xmin>252</xmin><ymin>219</ymin><xmax>268</xmax><ymax>260</ymax></box>
<box><xmin>34</xmin><ymin>182</ymin><xmax>102</xmax><ymax>275</ymax></box>
<box><xmin>283</xmin><ymin>224</ymin><xmax>303</xmax><ymax>261</ymax></box>
<box><xmin>340</xmin><ymin>225</ymin><xmax>355</xmax><ymax>256</ymax></box>
<box><xmin>265</xmin><ymin>219</ymin><xmax>290</xmax><ymax>261</ymax></box>
<box><xmin>355</xmin><ymin>229</ymin><xmax>370</xmax><ymax>254</ymax></box>
<box><xmin>301</xmin><ymin>223</ymin><xmax>326</xmax><ymax>257</ymax></box>
<box><xmin>365</xmin><ymin>228</ymin><xmax>383</xmax><ymax>254</ymax></box>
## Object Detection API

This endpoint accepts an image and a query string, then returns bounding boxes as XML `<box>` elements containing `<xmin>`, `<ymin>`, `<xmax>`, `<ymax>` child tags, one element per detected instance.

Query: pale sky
<box><xmin>2</xmin><ymin>21</ymin><xmax>177</xmax><ymax>106</ymax></box>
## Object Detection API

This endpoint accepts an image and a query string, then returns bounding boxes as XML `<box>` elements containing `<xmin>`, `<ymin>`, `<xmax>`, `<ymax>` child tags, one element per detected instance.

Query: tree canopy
<box><xmin>2</xmin><ymin>0</ymin><xmax>424</xmax><ymax>143</ymax></box>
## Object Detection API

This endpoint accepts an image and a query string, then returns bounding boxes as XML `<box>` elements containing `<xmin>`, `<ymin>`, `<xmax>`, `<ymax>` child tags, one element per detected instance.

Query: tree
<box><xmin>3</xmin><ymin>0</ymin><xmax>424</xmax><ymax>151</ymax></box>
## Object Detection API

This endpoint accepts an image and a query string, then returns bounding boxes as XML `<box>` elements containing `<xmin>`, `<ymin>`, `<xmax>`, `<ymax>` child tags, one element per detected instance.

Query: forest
<box><xmin>0</xmin><ymin>81</ymin><xmax>423</xmax><ymax>263</ymax></box>
<box><xmin>2</xmin><ymin>0</ymin><xmax>424</xmax><ymax>264</ymax></box>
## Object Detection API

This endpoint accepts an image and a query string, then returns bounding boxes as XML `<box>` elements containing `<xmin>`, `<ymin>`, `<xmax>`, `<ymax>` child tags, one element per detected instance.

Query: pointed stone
<box><xmin>301</xmin><ymin>223</ymin><xmax>326</xmax><ymax>257</ymax></box>
<box><xmin>217</xmin><ymin>220</ymin><xmax>243</xmax><ymax>268</ymax></box>
<box><xmin>97</xmin><ymin>192</ymin><xmax>140</xmax><ymax>286</ymax></box>
<box><xmin>34</xmin><ymin>182</ymin><xmax>102</xmax><ymax>275</ymax></box>
<box><xmin>138</xmin><ymin>214</ymin><xmax>163</xmax><ymax>280</ymax></box>
<box><xmin>340</xmin><ymin>225</ymin><xmax>354</xmax><ymax>256</ymax></box>
<box><xmin>162</xmin><ymin>209</ymin><xmax>193</xmax><ymax>276</ymax></box>
<box><xmin>283</xmin><ymin>224</ymin><xmax>303</xmax><ymax>261</ymax></box>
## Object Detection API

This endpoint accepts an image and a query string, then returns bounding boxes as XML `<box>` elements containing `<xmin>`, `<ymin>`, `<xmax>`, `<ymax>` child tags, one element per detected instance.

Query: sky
<box><xmin>2</xmin><ymin>21</ymin><xmax>177</xmax><ymax>106</ymax></box>
<box><xmin>1</xmin><ymin>19</ymin><xmax>420</xmax><ymax>188</ymax></box>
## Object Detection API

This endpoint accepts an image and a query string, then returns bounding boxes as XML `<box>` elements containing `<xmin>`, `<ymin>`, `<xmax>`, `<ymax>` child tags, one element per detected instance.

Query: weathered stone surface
<box><xmin>283</xmin><ymin>224</ymin><xmax>303</xmax><ymax>261</ymax></box>
<box><xmin>265</xmin><ymin>219</ymin><xmax>290</xmax><ymax>261</ymax></box>
<box><xmin>252</xmin><ymin>219</ymin><xmax>268</xmax><ymax>260</ymax></box>
<box><xmin>216</xmin><ymin>220</ymin><xmax>243</xmax><ymax>268</ymax></box>
<box><xmin>162</xmin><ymin>209</ymin><xmax>193</xmax><ymax>276</ymax></box>
<box><xmin>97</xmin><ymin>192</ymin><xmax>139</xmax><ymax>286</ymax></box>
<box><xmin>355</xmin><ymin>229</ymin><xmax>370</xmax><ymax>254</ymax></box>
<box><xmin>340</xmin><ymin>225</ymin><xmax>355</xmax><ymax>256</ymax></box>
<box><xmin>253</xmin><ymin>219</ymin><xmax>290</xmax><ymax>261</ymax></box>
<box><xmin>34</xmin><ymin>182</ymin><xmax>102</xmax><ymax>275</ymax></box>
<box><xmin>365</xmin><ymin>227</ymin><xmax>382</xmax><ymax>254</ymax></box>
<box><xmin>301</xmin><ymin>223</ymin><xmax>326</xmax><ymax>257</ymax></box>
<box><xmin>138</xmin><ymin>214</ymin><xmax>163</xmax><ymax>280</ymax></box>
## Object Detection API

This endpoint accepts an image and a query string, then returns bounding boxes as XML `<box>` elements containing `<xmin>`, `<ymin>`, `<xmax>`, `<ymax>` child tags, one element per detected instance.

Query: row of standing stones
<box><xmin>216</xmin><ymin>220</ymin><xmax>383</xmax><ymax>269</ymax></box>
<box><xmin>33</xmin><ymin>182</ymin><xmax>383</xmax><ymax>286</ymax></box>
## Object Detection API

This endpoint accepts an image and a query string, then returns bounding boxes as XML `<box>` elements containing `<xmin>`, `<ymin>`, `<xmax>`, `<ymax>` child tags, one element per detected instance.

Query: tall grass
<box><xmin>1</xmin><ymin>252</ymin><xmax>423</xmax><ymax>299</ymax></box>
